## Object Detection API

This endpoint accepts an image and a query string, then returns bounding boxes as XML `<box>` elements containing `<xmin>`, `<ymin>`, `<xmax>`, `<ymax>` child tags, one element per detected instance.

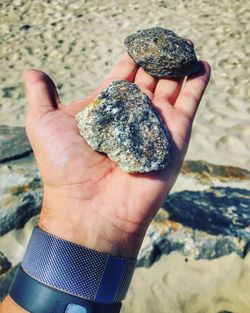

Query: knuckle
<box><xmin>181</xmin><ymin>90</ymin><xmax>200</xmax><ymax>103</ymax></box>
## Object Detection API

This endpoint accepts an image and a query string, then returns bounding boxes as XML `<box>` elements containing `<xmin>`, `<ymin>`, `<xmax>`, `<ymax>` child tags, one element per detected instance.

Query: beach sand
<box><xmin>123</xmin><ymin>252</ymin><xmax>250</xmax><ymax>313</ymax></box>
<box><xmin>1</xmin><ymin>0</ymin><xmax>249</xmax><ymax>169</ymax></box>
<box><xmin>0</xmin><ymin>0</ymin><xmax>250</xmax><ymax>312</ymax></box>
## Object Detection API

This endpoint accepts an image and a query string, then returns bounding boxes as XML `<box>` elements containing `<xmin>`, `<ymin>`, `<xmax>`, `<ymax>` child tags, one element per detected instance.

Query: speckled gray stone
<box><xmin>124</xmin><ymin>27</ymin><xmax>200</xmax><ymax>78</ymax></box>
<box><xmin>76</xmin><ymin>80</ymin><xmax>171</xmax><ymax>173</ymax></box>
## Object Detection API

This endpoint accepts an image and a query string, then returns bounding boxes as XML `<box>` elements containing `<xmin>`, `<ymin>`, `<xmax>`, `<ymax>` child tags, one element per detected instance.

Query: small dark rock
<box><xmin>2</xmin><ymin>86</ymin><xmax>16</xmax><ymax>98</ymax></box>
<box><xmin>20</xmin><ymin>24</ymin><xmax>31</xmax><ymax>31</ymax></box>
<box><xmin>124</xmin><ymin>27</ymin><xmax>200</xmax><ymax>78</ymax></box>
<box><xmin>76</xmin><ymin>80</ymin><xmax>171</xmax><ymax>173</ymax></box>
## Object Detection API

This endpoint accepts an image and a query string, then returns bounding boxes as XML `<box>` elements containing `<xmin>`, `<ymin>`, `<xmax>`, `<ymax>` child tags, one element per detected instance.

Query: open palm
<box><xmin>24</xmin><ymin>53</ymin><xmax>210</xmax><ymax>258</ymax></box>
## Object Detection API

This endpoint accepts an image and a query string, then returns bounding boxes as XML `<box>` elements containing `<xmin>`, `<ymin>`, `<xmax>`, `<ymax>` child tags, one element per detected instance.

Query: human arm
<box><xmin>0</xmin><ymin>53</ymin><xmax>210</xmax><ymax>312</ymax></box>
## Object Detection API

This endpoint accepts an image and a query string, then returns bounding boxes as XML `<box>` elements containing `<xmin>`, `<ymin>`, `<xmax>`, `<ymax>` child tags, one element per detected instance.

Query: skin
<box><xmin>0</xmin><ymin>52</ymin><xmax>210</xmax><ymax>312</ymax></box>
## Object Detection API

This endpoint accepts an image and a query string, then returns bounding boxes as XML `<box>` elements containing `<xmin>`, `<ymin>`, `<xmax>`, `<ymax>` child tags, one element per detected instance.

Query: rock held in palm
<box><xmin>76</xmin><ymin>80</ymin><xmax>171</xmax><ymax>173</ymax></box>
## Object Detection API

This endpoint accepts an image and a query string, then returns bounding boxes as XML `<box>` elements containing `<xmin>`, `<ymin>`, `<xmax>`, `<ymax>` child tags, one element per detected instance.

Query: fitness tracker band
<box><xmin>9</xmin><ymin>266</ymin><xmax>122</xmax><ymax>313</ymax></box>
<box><xmin>9</xmin><ymin>227</ymin><xmax>136</xmax><ymax>313</ymax></box>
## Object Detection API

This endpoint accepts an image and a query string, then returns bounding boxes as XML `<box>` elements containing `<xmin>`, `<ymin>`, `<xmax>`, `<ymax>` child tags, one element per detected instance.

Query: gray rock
<box><xmin>138</xmin><ymin>188</ymin><xmax>250</xmax><ymax>267</ymax></box>
<box><xmin>164</xmin><ymin>187</ymin><xmax>250</xmax><ymax>240</ymax></box>
<box><xmin>0</xmin><ymin>154</ymin><xmax>42</xmax><ymax>236</ymax></box>
<box><xmin>124</xmin><ymin>27</ymin><xmax>200</xmax><ymax>78</ymax></box>
<box><xmin>0</xmin><ymin>251</ymin><xmax>11</xmax><ymax>275</ymax></box>
<box><xmin>0</xmin><ymin>125</ymin><xmax>32</xmax><ymax>163</ymax></box>
<box><xmin>181</xmin><ymin>160</ymin><xmax>250</xmax><ymax>184</ymax></box>
<box><xmin>76</xmin><ymin>80</ymin><xmax>171</xmax><ymax>173</ymax></box>
<box><xmin>0</xmin><ymin>265</ymin><xmax>18</xmax><ymax>301</ymax></box>
<box><xmin>0</xmin><ymin>126</ymin><xmax>42</xmax><ymax>236</ymax></box>
<box><xmin>138</xmin><ymin>161</ymin><xmax>250</xmax><ymax>267</ymax></box>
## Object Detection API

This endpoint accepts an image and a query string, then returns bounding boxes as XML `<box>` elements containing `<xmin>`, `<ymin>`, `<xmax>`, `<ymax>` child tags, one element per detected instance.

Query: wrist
<box><xmin>39</xmin><ymin>213</ymin><xmax>143</xmax><ymax>259</ymax></box>
<box><xmin>39</xmin><ymin>187</ymin><xmax>146</xmax><ymax>259</ymax></box>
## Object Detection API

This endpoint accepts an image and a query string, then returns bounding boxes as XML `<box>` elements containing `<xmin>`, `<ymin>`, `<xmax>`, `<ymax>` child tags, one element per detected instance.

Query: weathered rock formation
<box><xmin>0</xmin><ymin>126</ymin><xmax>42</xmax><ymax>236</ymax></box>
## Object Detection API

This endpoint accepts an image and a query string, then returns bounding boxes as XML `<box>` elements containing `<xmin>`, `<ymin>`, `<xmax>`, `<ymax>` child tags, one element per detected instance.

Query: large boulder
<box><xmin>0</xmin><ymin>125</ymin><xmax>32</xmax><ymax>163</ymax></box>
<box><xmin>181</xmin><ymin>160</ymin><xmax>250</xmax><ymax>184</ymax></box>
<box><xmin>138</xmin><ymin>162</ymin><xmax>250</xmax><ymax>267</ymax></box>
<box><xmin>0</xmin><ymin>126</ymin><xmax>42</xmax><ymax>236</ymax></box>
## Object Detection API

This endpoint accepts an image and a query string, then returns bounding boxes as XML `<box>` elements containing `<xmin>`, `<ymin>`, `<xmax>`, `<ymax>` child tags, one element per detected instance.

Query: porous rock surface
<box><xmin>76</xmin><ymin>80</ymin><xmax>171</xmax><ymax>173</ymax></box>
<box><xmin>124</xmin><ymin>27</ymin><xmax>200</xmax><ymax>78</ymax></box>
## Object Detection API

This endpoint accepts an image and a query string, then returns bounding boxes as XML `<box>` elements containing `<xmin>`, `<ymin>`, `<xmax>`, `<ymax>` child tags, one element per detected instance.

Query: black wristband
<box><xmin>9</xmin><ymin>266</ymin><xmax>122</xmax><ymax>313</ymax></box>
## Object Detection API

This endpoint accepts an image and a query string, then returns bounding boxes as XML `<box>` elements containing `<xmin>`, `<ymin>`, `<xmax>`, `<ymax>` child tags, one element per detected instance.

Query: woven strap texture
<box><xmin>21</xmin><ymin>227</ymin><xmax>136</xmax><ymax>304</ymax></box>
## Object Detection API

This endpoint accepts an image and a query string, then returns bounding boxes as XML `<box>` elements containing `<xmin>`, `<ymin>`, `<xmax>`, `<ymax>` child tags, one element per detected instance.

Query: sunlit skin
<box><xmin>0</xmin><ymin>52</ymin><xmax>210</xmax><ymax>312</ymax></box>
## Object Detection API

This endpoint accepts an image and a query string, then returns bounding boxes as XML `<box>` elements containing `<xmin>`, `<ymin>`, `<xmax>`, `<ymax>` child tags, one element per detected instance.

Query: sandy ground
<box><xmin>0</xmin><ymin>0</ymin><xmax>250</xmax><ymax>312</ymax></box>
<box><xmin>1</xmin><ymin>0</ymin><xmax>250</xmax><ymax>168</ymax></box>
<box><xmin>123</xmin><ymin>253</ymin><xmax>250</xmax><ymax>313</ymax></box>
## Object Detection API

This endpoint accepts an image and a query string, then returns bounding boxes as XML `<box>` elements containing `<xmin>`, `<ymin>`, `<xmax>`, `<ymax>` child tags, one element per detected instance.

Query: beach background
<box><xmin>0</xmin><ymin>0</ymin><xmax>250</xmax><ymax>312</ymax></box>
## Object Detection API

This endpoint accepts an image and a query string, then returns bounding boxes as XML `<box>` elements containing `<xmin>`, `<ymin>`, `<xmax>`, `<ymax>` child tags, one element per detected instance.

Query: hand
<box><xmin>24</xmin><ymin>53</ymin><xmax>210</xmax><ymax>258</ymax></box>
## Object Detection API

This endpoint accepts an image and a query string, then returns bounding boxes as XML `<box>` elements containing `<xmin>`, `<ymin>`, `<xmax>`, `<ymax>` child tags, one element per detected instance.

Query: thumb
<box><xmin>23</xmin><ymin>69</ymin><xmax>62</xmax><ymax>122</ymax></box>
